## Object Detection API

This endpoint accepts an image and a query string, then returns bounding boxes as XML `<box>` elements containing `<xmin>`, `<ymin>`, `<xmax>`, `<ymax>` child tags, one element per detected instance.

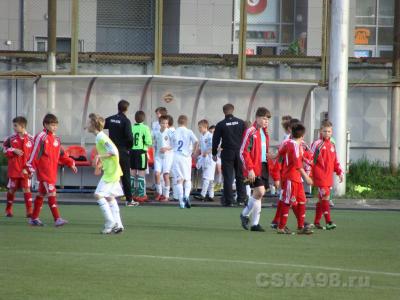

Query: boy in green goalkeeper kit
<box><xmin>130</xmin><ymin>111</ymin><xmax>152</xmax><ymax>202</ymax></box>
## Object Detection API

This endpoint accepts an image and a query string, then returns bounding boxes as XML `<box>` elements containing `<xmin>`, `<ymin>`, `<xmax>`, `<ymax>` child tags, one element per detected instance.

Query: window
<box><xmin>35</xmin><ymin>37</ymin><xmax>84</xmax><ymax>52</ymax></box>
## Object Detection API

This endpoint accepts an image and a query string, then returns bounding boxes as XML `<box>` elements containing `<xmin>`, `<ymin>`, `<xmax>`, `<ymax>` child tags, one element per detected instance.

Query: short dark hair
<box><xmin>222</xmin><ymin>104</ymin><xmax>234</xmax><ymax>115</ymax></box>
<box><xmin>178</xmin><ymin>115</ymin><xmax>188</xmax><ymax>125</ymax></box>
<box><xmin>43</xmin><ymin>113</ymin><xmax>58</xmax><ymax>125</ymax></box>
<box><xmin>321</xmin><ymin>120</ymin><xmax>333</xmax><ymax>129</ymax></box>
<box><xmin>289</xmin><ymin>118</ymin><xmax>301</xmax><ymax>129</ymax></box>
<box><xmin>281</xmin><ymin>115</ymin><xmax>292</xmax><ymax>131</ymax></box>
<box><xmin>135</xmin><ymin>111</ymin><xmax>146</xmax><ymax>123</ymax></box>
<box><xmin>291</xmin><ymin>123</ymin><xmax>306</xmax><ymax>138</ymax></box>
<box><xmin>155</xmin><ymin>107</ymin><xmax>168</xmax><ymax>116</ymax></box>
<box><xmin>118</xmin><ymin>100</ymin><xmax>130</xmax><ymax>113</ymax></box>
<box><xmin>159</xmin><ymin>115</ymin><xmax>169</xmax><ymax>123</ymax></box>
<box><xmin>167</xmin><ymin>115</ymin><xmax>174</xmax><ymax>127</ymax></box>
<box><xmin>13</xmin><ymin>116</ymin><xmax>27</xmax><ymax>127</ymax></box>
<box><xmin>255</xmin><ymin>107</ymin><xmax>271</xmax><ymax>118</ymax></box>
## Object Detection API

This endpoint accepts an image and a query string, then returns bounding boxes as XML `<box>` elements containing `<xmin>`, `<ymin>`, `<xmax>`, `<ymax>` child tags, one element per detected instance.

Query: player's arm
<box><xmin>59</xmin><ymin>146</ymin><xmax>77</xmax><ymax>173</ymax></box>
<box><xmin>240</xmin><ymin>130</ymin><xmax>255</xmax><ymax>182</ymax></box>
<box><xmin>2</xmin><ymin>137</ymin><xmax>18</xmax><ymax>158</ymax></box>
<box><xmin>212</xmin><ymin>123</ymin><xmax>222</xmax><ymax>156</ymax></box>
<box><xmin>25</xmin><ymin>134</ymin><xmax>43</xmax><ymax>175</ymax></box>
<box><xmin>144</xmin><ymin>126</ymin><xmax>153</xmax><ymax>147</ymax></box>
<box><xmin>124</xmin><ymin>118</ymin><xmax>134</xmax><ymax>149</ymax></box>
<box><xmin>333</xmin><ymin>148</ymin><xmax>344</xmax><ymax>182</ymax></box>
<box><xmin>299</xmin><ymin>168</ymin><xmax>313</xmax><ymax>186</ymax></box>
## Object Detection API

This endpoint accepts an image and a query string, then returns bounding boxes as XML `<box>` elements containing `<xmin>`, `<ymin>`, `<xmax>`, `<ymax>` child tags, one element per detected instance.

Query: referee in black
<box><xmin>212</xmin><ymin>103</ymin><xmax>247</xmax><ymax>206</ymax></box>
<box><xmin>104</xmin><ymin>100</ymin><xmax>137</xmax><ymax>206</ymax></box>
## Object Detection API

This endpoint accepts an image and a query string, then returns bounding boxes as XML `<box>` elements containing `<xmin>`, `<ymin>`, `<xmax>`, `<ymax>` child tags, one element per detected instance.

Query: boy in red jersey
<box><xmin>239</xmin><ymin>107</ymin><xmax>271</xmax><ymax>232</ymax></box>
<box><xmin>311</xmin><ymin>120</ymin><xmax>343</xmax><ymax>230</ymax></box>
<box><xmin>25</xmin><ymin>114</ymin><xmax>77</xmax><ymax>227</ymax></box>
<box><xmin>275</xmin><ymin>123</ymin><xmax>313</xmax><ymax>235</ymax></box>
<box><xmin>3</xmin><ymin>116</ymin><xmax>34</xmax><ymax>217</ymax></box>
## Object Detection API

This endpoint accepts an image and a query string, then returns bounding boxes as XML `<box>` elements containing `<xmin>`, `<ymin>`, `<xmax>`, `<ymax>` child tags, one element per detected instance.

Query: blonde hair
<box><xmin>89</xmin><ymin>113</ymin><xmax>105</xmax><ymax>131</ymax></box>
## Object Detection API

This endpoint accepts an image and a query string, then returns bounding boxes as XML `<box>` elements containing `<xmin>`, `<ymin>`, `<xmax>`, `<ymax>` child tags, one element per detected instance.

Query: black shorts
<box><xmin>130</xmin><ymin>149</ymin><xmax>148</xmax><ymax>170</ymax></box>
<box><xmin>247</xmin><ymin>162</ymin><xmax>269</xmax><ymax>189</ymax></box>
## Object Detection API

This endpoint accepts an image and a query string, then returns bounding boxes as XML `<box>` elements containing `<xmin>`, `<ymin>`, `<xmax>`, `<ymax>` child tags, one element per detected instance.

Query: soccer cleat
<box><xmin>297</xmin><ymin>226</ymin><xmax>313</xmax><ymax>235</ymax></box>
<box><xmin>179</xmin><ymin>202</ymin><xmax>186</xmax><ymax>209</ymax></box>
<box><xmin>184</xmin><ymin>198</ymin><xmax>191</xmax><ymax>209</ymax></box>
<box><xmin>325</xmin><ymin>222</ymin><xmax>337</xmax><ymax>230</ymax></box>
<box><xmin>126</xmin><ymin>200</ymin><xmax>139</xmax><ymax>207</ymax></box>
<box><xmin>194</xmin><ymin>194</ymin><xmax>206</xmax><ymax>201</ymax></box>
<box><xmin>270</xmin><ymin>222</ymin><xmax>278</xmax><ymax>229</ymax></box>
<box><xmin>277</xmin><ymin>227</ymin><xmax>293</xmax><ymax>235</ymax></box>
<box><xmin>154</xmin><ymin>194</ymin><xmax>161</xmax><ymax>201</ymax></box>
<box><xmin>159</xmin><ymin>195</ymin><xmax>168</xmax><ymax>202</ymax></box>
<box><xmin>314</xmin><ymin>223</ymin><xmax>326</xmax><ymax>230</ymax></box>
<box><xmin>113</xmin><ymin>226</ymin><xmax>124</xmax><ymax>234</ymax></box>
<box><xmin>55</xmin><ymin>218</ymin><xmax>68</xmax><ymax>227</ymax></box>
<box><xmin>29</xmin><ymin>218</ymin><xmax>44</xmax><ymax>226</ymax></box>
<box><xmin>5</xmin><ymin>212</ymin><xmax>13</xmax><ymax>218</ymax></box>
<box><xmin>135</xmin><ymin>195</ymin><xmax>148</xmax><ymax>203</ymax></box>
<box><xmin>250</xmin><ymin>224</ymin><xmax>265</xmax><ymax>232</ymax></box>
<box><xmin>101</xmin><ymin>223</ymin><xmax>118</xmax><ymax>234</ymax></box>
<box><xmin>240</xmin><ymin>214</ymin><xmax>250</xmax><ymax>230</ymax></box>
<box><xmin>304</xmin><ymin>222</ymin><xmax>314</xmax><ymax>230</ymax></box>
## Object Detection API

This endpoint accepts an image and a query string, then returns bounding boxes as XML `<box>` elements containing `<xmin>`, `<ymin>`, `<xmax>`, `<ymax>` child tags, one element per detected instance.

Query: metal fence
<box><xmin>0</xmin><ymin>0</ymin><xmax>395</xmax><ymax>85</ymax></box>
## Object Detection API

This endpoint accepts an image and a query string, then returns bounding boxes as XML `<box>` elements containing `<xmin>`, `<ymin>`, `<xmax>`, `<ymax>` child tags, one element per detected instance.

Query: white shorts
<box><xmin>172</xmin><ymin>154</ymin><xmax>192</xmax><ymax>182</ymax></box>
<box><xmin>154</xmin><ymin>152</ymin><xmax>174</xmax><ymax>174</ymax></box>
<box><xmin>95</xmin><ymin>179</ymin><xmax>124</xmax><ymax>198</ymax></box>
<box><xmin>198</xmin><ymin>155</ymin><xmax>216</xmax><ymax>181</ymax></box>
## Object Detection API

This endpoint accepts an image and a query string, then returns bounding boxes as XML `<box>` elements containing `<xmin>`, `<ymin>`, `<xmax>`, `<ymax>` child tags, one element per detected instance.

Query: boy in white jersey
<box><xmin>152</xmin><ymin>107</ymin><xmax>168</xmax><ymax>136</ymax></box>
<box><xmin>171</xmin><ymin>115</ymin><xmax>198</xmax><ymax>208</ymax></box>
<box><xmin>153</xmin><ymin>115</ymin><xmax>174</xmax><ymax>201</ymax></box>
<box><xmin>208</xmin><ymin>125</ymin><xmax>223</xmax><ymax>191</ymax></box>
<box><xmin>86</xmin><ymin>113</ymin><xmax>124</xmax><ymax>234</ymax></box>
<box><xmin>195</xmin><ymin>119</ymin><xmax>216</xmax><ymax>201</ymax></box>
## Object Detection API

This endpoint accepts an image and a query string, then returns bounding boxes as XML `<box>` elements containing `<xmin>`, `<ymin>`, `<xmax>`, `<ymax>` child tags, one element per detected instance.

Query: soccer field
<box><xmin>1</xmin><ymin>204</ymin><xmax>399</xmax><ymax>300</ymax></box>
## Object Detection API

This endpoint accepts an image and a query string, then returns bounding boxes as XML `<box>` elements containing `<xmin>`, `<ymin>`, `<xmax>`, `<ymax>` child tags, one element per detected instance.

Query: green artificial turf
<box><xmin>0</xmin><ymin>204</ymin><xmax>399</xmax><ymax>300</ymax></box>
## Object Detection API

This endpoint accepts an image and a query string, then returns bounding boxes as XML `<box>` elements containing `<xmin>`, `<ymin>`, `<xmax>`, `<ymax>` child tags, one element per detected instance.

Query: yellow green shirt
<box><xmin>96</xmin><ymin>131</ymin><xmax>123</xmax><ymax>183</ymax></box>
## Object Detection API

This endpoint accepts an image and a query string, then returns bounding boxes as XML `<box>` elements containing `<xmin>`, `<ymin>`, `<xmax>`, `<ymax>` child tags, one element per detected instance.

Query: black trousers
<box><xmin>221</xmin><ymin>149</ymin><xmax>247</xmax><ymax>205</ymax></box>
<box><xmin>119</xmin><ymin>149</ymin><xmax>132</xmax><ymax>200</ymax></box>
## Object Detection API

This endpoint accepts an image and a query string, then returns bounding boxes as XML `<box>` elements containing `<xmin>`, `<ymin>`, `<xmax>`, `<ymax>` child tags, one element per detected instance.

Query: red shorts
<box><xmin>7</xmin><ymin>177</ymin><xmax>31</xmax><ymax>190</ymax></box>
<box><xmin>38</xmin><ymin>182</ymin><xmax>57</xmax><ymax>195</ymax></box>
<box><xmin>281</xmin><ymin>180</ymin><xmax>306</xmax><ymax>205</ymax></box>
<box><xmin>318</xmin><ymin>187</ymin><xmax>331</xmax><ymax>200</ymax></box>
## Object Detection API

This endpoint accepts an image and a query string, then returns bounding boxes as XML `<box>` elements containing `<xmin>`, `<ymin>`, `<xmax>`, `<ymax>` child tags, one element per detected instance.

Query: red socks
<box><xmin>48</xmin><ymin>196</ymin><xmax>60</xmax><ymax>221</ymax></box>
<box><xmin>296</xmin><ymin>204</ymin><xmax>306</xmax><ymax>229</ymax></box>
<box><xmin>32</xmin><ymin>196</ymin><xmax>44</xmax><ymax>220</ymax></box>
<box><xmin>5</xmin><ymin>192</ymin><xmax>14</xmax><ymax>215</ymax></box>
<box><xmin>278</xmin><ymin>203</ymin><xmax>290</xmax><ymax>229</ymax></box>
<box><xmin>321</xmin><ymin>200</ymin><xmax>332</xmax><ymax>223</ymax></box>
<box><xmin>314</xmin><ymin>201</ymin><xmax>323</xmax><ymax>224</ymax></box>
<box><xmin>24</xmin><ymin>192</ymin><xmax>33</xmax><ymax>217</ymax></box>
<box><xmin>272</xmin><ymin>200</ymin><xmax>283</xmax><ymax>224</ymax></box>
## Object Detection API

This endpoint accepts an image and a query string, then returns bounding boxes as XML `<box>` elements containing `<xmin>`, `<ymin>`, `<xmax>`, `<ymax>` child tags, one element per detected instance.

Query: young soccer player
<box><xmin>195</xmin><ymin>119</ymin><xmax>216</xmax><ymax>201</ymax></box>
<box><xmin>171</xmin><ymin>115</ymin><xmax>198</xmax><ymax>209</ymax></box>
<box><xmin>153</xmin><ymin>115</ymin><xmax>174</xmax><ymax>201</ymax></box>
<box><xmin>152</xmin><ymin>107</ymin><xmax>168</xmax><ymax>136</ymax></box>
<box><xmin>26</xmin><ymin>113</ymin><xmax>77</xmax><ymax>227</ymax></box>
<box><xmin>208</xmin><ymin>125</ymin><xmax>223</xmax><ymax>192</ymax></box>
<box><xmin>3</xmin><ymin>116</ymin><xmax>34</xmax><ymax>217</ymax></box>
<box><xmin>239</xmin><ymin>107</ymin><xmax>271</xmax><ymax>232</ymax></box>
<box><xmin>275</xmin><ymin>123</ymin><xmax>313</xmax><ymax>235</ymax></box>
<box><xmin>130</xmin><ymin>111</ymin><xmax>152</xmax><ymax>202</ymax></box>
<box><xmin>87</xmin><ymin>113</ymin><xmax>124</xmax><ymax>234</ymax></box>
<box><xmin>311</xmin><ymin>120</ymin><xmax>343</xmax><ymax>230</ymax></box>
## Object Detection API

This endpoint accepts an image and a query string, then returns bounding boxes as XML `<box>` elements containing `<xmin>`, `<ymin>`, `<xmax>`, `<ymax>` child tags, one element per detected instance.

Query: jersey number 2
<box><xmin>177</xmin><ymin>140</ymin><xmax>183</xmax><ymax>152</ymax></box>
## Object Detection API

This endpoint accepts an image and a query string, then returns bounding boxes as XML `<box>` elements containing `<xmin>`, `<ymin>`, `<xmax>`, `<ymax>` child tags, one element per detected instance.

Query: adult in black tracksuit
<box><xmin>212</xmin><ymin>104</ymin><xmax>247</xmax><ymax>206</ymax></box>
<box><xmin>104</xmin><ymin>100</ymin><xmax>134</xmax><ymax>205</ymax></box>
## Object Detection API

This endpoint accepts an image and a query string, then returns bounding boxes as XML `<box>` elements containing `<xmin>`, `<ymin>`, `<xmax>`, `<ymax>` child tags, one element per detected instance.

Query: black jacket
<box><xmin>212</xmin><ymin>114</ymin><xmax>245</xmax><ymax>156</ymax></box>
<box><xmin>104</xmin><ymin>112</ymin><xmax>133</xmax><ymax>150</ymax></box>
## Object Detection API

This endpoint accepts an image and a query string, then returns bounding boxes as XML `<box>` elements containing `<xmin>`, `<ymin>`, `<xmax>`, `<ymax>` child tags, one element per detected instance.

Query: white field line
<box><xmin>1</xmin><ymin>248</ymin><xmax>399</xmax><ymax>278</ymax></box>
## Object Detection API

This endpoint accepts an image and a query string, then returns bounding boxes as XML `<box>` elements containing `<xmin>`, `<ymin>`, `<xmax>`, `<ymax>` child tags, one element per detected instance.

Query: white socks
<box><xmin>176</xmin><ymin>183</ymin><xmax>184</xmax><ymax>207</ymax></box>
<box><xmin>109</xmin><ymin>198</ymin><xmax>123</xmax><ymax>229</ymax></box>
<box><xmin>201</xmin><ymin>179</ymin><xmax>210</xmax><ymax>197</ymax></box>
<box><xmin>251</xmin><ymin>199</ymin><xmax>262</xmax><ymax>226</ymax></box>
<box><xmin>97</xmin><ymin>198</ymin><xmax>115</xmax><ymax>229</ymax></box>
<box><xmin>207</xmin><ymin>181</ymin><xmax>214</xmax><ymax>198</ymax></box>
<box><xmin>184</xmin><ymin>181</ymin><xmax>192</xmax><ymax>199</ymax></box>
<box><xmin>155</xmin><ymin>183</ymin><xmax>162</xmax><ymax>195</ymax></box>
<box><xmin>163</xmin><ymin>186</ymin><xmax>170</xmax><ymax>198</ymax></box>
<box><xmin>246</xmin><ymin>185</ymin><xmax>251</xmax><ymax>197</ymax></box>
<box><xmin>242</xmin><ymin>196</ymin><xmax>255</xmax><ymax>217</ymax></box>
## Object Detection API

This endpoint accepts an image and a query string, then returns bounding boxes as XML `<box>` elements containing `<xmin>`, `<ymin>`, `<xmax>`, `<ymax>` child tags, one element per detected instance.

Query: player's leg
<box><xmin>277</xmin><ymin>180</ymin><xmax>292</xmax><ymax>234</ymax></box>
<box><xmin>107</xmin><ymin>196</ymin><xmax>124</xmax><ymax>233</ymax></box>
<box><xmin>119</xmin><ymin>149</ymin><xmax>132</xmax><ymax>203</ymax></box>
<box><xmin>240</xmin><ymin>184</ymin><xmax>254</xmax><ymax>230</ymax></box>
<box><xmin>29</xmin><ymin>182</ymin><xmax>47</xmax><ymax>226</ymax></box>
<box><xmin>95</xmin><ymin>189</ymin><xmax>116</xmax><ymax>234</ymax></box>
<box><xmin>5</xmin><ymin>179</ymin><xmax>17</xmax><ymax>217</ymax></box>
<box><xmin>296</xmin><ymin>183</ymin><xmax>312</xmax><ymax>235</ymax></box>
<box><xmin>154</xmin><ymin>157</ymin><xmax>162</xmax><ymax>200</ymax></box>
<box><xmin>22</xmin><ymin>177</ymin><xmax>33</xmax><ymax>218</ymax></box>
<box><xmin>221</xmin><ymin>152</ymin><xmax>234</xmax><ymax>206</ymax></box>
<box><xmin>45</xmin><ymin>184</ymin><xmax>67</xmax><ymax>227</ymax></box>
<box><xmin>233</xmin><ymin>152</ymin><xmax>247</xmax><ymax>205</ymax></box>
<box><xmin>183</xmin><ymin>156</ymin><xmax>192</xmax><ymax>208</ymax></box>
<box><xmin>161</xmin><ymin>172</ymin><xmax>170</xmax><ymax>201</ymax></box>
<box><xmin>136</xmin><ymin>150</ymin><xmax>148</xmax><ymax>201</ymax></box>
<box><xmin>249</xmin><ymin>183</ymin><xmax>265</xmax><ymax>232</ymax></box>
<box><xmin>271</xmin><ymin>199</ymin><xmax>283</xmax><ymax>229</ymax></box>
<box><xmin>314</xmin><ymin>187</ymin><xmax>324</xmax><ymax>229</ymax></box>
<box><xmin>321</xmin><ymin>188</ymin><xmax>336</xmax><ymax>230</ymax></box>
